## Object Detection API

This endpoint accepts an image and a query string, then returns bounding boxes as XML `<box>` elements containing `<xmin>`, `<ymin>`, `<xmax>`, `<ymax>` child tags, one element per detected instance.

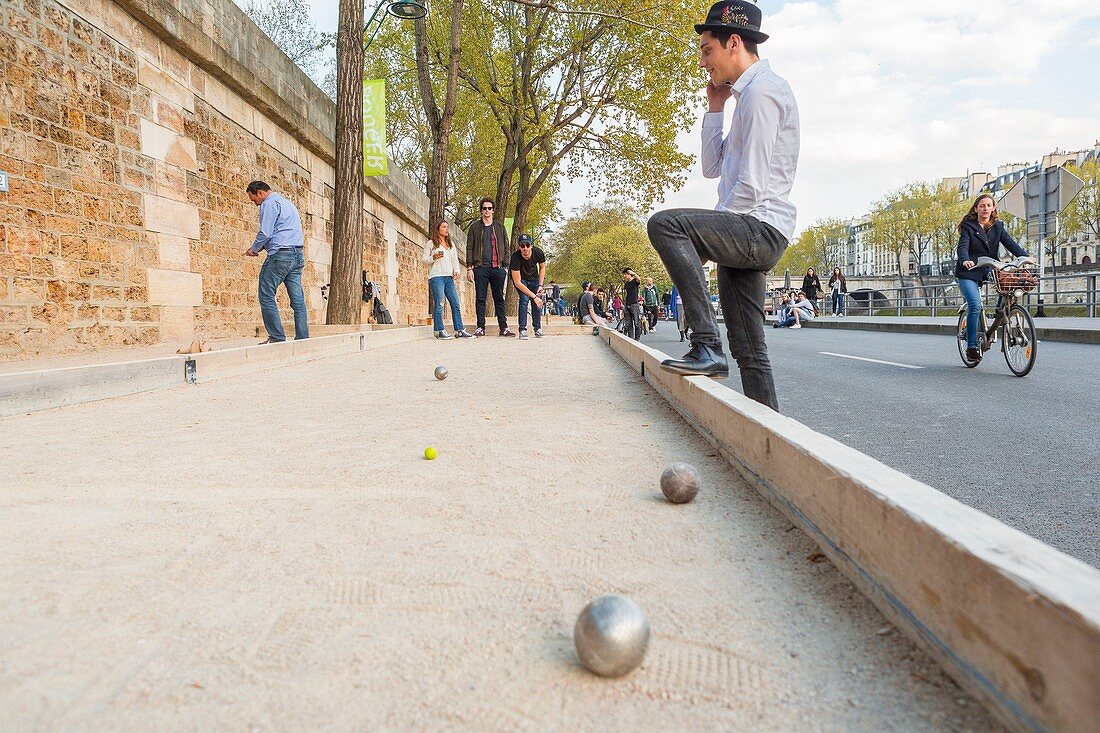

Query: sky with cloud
<box><xmin>273</xmin><ymin>0</ymin><xmax>1100</xmax><ymax>237</ymax></box>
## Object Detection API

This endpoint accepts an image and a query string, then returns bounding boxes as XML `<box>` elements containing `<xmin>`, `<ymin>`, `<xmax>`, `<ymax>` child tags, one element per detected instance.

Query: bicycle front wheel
<box><xmin>1003</xmin><ymin>304</ymin><xmax>1036</xmax><ymax>377</ymax></box>
<box><xmin>957</xmin><ymin>309</ymin><xmax>979</xmax><ymax>368</ymax></box>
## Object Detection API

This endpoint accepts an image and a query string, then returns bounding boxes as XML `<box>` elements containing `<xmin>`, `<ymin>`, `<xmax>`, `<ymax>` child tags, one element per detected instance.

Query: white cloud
<box><xmin>630</xmin><ymin>0</ymin><xmax>1100</xmax><ymax>236</ymax></box>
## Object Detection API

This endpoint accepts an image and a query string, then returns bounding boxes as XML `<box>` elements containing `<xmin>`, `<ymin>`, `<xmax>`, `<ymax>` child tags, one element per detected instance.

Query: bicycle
<box><xmin>956</xmin><ymin>256</ymin><xmax>1039</xmax><ymax>377</ymax></box>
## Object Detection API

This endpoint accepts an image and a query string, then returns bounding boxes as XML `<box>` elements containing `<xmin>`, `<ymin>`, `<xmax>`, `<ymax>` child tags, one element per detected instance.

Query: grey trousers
<box><xmin>647</xmin><ymin>208</ymin><xmax>788</xmax><ymax>410</ymax></box>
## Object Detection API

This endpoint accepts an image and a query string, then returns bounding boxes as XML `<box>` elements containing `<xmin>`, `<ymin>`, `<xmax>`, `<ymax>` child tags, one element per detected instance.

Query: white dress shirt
<box><xmin>701</xmin><ymin>59</ymin><xmax>800</xmax><ymax>242</ymax></box>
<box><xmin>422</xmin><ymin>240</ymin><xmax>463</xmax><ymax>279</ymax></box>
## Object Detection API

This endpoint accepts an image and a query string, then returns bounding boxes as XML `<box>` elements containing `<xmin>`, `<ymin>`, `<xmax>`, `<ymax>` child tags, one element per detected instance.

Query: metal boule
<box><xmin>434</xmin><ymin>366</ymin><xmax>448</xmax><ymax>380</ymax></box>
<box><xmin>574</xmin><ymin>595</ymin><xmax>650</xmax><ymax>677</ymax></box>
<box><xmin>660</xmin><ymin>462</ymin><xmax>701</xmax><ymax>504</ymax></box>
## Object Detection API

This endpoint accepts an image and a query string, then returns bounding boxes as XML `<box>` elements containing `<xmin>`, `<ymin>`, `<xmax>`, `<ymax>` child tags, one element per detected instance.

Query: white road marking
<box><xmin>819</xmin><ymin>352</ymin><xmax>924</xmax><ymax>370</ymax></box>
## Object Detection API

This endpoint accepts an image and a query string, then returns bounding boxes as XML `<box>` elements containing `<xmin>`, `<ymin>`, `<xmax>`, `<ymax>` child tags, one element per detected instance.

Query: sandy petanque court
<box><xmin>0</xmin><ymin>334</ymin><xmax>1002</xmax><ymax>731</ymax></box>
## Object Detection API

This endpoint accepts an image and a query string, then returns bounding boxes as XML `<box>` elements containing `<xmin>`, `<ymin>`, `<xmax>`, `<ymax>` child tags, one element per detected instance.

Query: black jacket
<box><xmin>801</xmin><ymin>274</ymin><xmax>822</xmax><ymax>299</ymax></box>
<box><xmin>956</xmin><ymin>219</ymin><xmax>1028</xmax><ymax>282</ymax></box>
<box><xmin>465</xmin><ymin>219</ymin><xmax>510</xmax><ymax>269</ymax></box>
<box><xmin>827</xmin><ymin>273</ymin><xmax>847</xmax><ymax>293</ymax></box>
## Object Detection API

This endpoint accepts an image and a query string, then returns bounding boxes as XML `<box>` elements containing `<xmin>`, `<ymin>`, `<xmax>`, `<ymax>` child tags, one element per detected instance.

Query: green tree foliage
<box><xmin>547</xmin><ymin>201</ymin><xmax>666</xmax><ymax>297</ymax></box>
<box><xmin>1061</xmin><ymin>159</ymin><xmax>1100</xmax><ymax>241</ymax></box>
<box><xmin>866</xmin><ymin>189</ymin><xmax>913</xmax><ymax>286</ymax></box>
<box><xmin>370</xmin><ymin>0</ymin><xmax>700</xmax><ymax>239</ymax></box>
<box><xmin>774</xmin><ymin>218</ymin><xmax>845</xmax><ymax>277</ymax></box>
<box><xmin>862</xmin><ymin>181</ymin><xmax>967</xmax><ymax>286</ymax></box>
<box><xmin>772</xmin><ymin>236</ymin><xmax>817</xmax><ymax>279</ymax></box>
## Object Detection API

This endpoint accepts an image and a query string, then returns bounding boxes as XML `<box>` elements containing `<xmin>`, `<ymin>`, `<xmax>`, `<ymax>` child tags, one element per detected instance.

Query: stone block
<box><xmin>157</xmin><ymin>234</ymin><xmax>191</xmax><ymax>270</ymax></box>
<box><xmin>202</xmin><ymin>75</ymin><xmax>255</xmax><ymax>134</ymax></box>
<box><xmin>137</xmin><ymin>56</ymin><xmax>194</xmax><ymax>112</ymax></box>
<box><xmin>154</xmin><ymin>161</ymin><xmax>187</xmax><ymax>201</ymax></box>
<box><xmin>159</xmin><ymin>304</ymin><xmax>194</xmax><ymax>340</ymax></box>
<box><xmin>146</xmin><ymin>268</ymin><xmax>202</xmax><ymax>307</ymax></box>
<box><xmin>151</xmin><ymin>98</ymin><xmax>186</xmax><ymax>134</ymax></box>
<box><xmin>307</xmin><ymin>237</ymin><xmax>331</xmax><ymax>266</ymax></box>
<box><xmin>143</xmin><ymin>193</ymin><xmax>200</xmax><ymax>239</ymax></box>
<box><xmin>11</xmin><ymin>277</ymin><xmax>44</xmax><ymax>305</ymax></box>
<box><xmin>140</xmin><ymin>119</ymin><xmax>197</xmax><ymax>171</ymax></box>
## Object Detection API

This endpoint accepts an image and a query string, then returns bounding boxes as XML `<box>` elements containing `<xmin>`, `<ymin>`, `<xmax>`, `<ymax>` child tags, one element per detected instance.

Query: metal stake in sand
<box><xmin>574</xmin><ymin>595</ymin><xmax>650</xmax><ymax>677</ymax></box>
<box><xmin>660</xmin><ymin>462</ymin><xmax>701</xmax><ymax>504</ymax></box>
<box><xmin>434</xmin><ymin>366</ymin><xmax>448</xmax><ymax>380</ymax></box>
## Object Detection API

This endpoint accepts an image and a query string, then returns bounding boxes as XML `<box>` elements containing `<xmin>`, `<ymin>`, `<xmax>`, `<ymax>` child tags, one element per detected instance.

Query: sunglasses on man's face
<box><xmin>519</xmin><ymin>243</ymin><xmax>532</xmax><ymax>248</ymax></box>
<box><xmin>481</xmin><ymin>206</ymin><xmax>494</xmax><ymax>211</ymax></box>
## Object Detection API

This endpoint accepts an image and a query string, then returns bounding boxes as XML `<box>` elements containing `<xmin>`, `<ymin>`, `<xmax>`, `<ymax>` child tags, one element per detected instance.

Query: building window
<box><xmin>1061</xmin><ymin>248</ymin><xmax>1067</xmax><ymax>266</ymax></box>
<box><xmin>1071</xmin><ymin>247</ymin><xmax>1077</xmax><ymax>265</ymax></box>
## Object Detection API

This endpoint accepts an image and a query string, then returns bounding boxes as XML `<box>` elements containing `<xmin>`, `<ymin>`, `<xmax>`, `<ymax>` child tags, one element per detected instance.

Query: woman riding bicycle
<box><xmin>956</xmin><ymin>193</ymin><xmax>1029</xmax><ymax>363</ymax></box>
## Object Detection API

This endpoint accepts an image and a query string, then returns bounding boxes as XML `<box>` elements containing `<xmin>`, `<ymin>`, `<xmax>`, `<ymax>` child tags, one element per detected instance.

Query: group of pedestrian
<box><xmin>792</xmin><ymin>266</ymin><xmax>847</xmax><ymax>318</ymax></box>
<box><xmin>772</xmin><ymin>291</ymin><xmax>815</xmax><ymax>329</ymax></box>
<box><xmin>769</xmin><ymin>266</ymin><xmax>847</xmax><ymax>329</ymax></box>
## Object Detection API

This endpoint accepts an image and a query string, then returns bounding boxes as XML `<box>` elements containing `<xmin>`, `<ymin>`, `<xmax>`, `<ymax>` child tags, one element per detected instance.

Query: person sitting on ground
<box><xmin>594</xmin><ymin>288</ymin><xmax>609</xmax><ymax>321</ymax></box>
<box><xmin>774</xmin><ymin>291</ymin><xmax>813</xmax><ymax>328</ymax></box>
<box><xmin>772</xmin><ymin>292</ymin><xmax>792</xmax><ymax>325</ymax></box>
<box><xmin>577</xmin><ymin>281</ymin><xmax>609</xmax><ymax>327</ymax></box>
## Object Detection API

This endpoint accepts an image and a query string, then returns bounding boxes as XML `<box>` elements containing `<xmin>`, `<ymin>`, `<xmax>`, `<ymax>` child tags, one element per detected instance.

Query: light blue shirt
<box><xmin>250</xmin><ymin>192</ymin><xmax>304</xmax><ymax>254</ymax></box>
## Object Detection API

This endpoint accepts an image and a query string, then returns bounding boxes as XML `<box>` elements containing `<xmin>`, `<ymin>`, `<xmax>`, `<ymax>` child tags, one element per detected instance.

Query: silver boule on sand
<box><xmin>660</xmin><ymin>462</ymin><xmax>701</xmax><ymax>504</ymax></box>
<box><xmin>434</xmin><ymin>365</ymin><xmax>448</xmax><ymax>380</ymax></box>
<box><xmin>573</xmin><ymin>595</ymin><xmax>650</xmax><ymax>677</ymax></box>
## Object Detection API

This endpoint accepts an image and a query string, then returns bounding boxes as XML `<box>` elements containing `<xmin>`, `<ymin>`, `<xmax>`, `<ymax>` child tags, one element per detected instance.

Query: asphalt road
<box><xmin>640</xmin><ymin>318</ymin><xmax>1100</xmax><ymax>568</ymax></box>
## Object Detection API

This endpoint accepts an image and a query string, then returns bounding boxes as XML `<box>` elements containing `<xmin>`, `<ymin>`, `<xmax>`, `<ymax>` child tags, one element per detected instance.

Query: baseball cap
<box><xmin>518</xmin><ymin>234</ymin><xmax>533</xmax><ymax>246</ymax></box>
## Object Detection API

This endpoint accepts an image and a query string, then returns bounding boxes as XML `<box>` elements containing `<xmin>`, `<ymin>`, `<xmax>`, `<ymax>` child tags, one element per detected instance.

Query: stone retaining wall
<box><xmin>0</xmin><ymin>0</ymin><xmax>469</xmax><ymax>360</ymax></box>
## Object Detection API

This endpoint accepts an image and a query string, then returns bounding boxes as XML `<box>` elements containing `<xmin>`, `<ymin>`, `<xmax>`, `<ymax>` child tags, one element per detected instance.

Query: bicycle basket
<box><xmin>995</xmin><ymin>265</ymin><xmax>1038</xmax><ymax>295</ymax></box>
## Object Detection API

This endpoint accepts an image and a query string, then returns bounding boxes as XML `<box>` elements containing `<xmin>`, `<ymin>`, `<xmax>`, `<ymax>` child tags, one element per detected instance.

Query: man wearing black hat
<box><xmin>647</xmin><ymin>1</ymin><xmax>799</xmax><ymax>411</ymax></box>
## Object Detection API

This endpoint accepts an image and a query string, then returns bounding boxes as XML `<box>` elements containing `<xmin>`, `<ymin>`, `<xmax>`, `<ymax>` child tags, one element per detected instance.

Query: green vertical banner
<box><xmin>503</xmin><ymin>217</ymin><xmax>514</xmax><ymax>240</ymax></box>
<box><xmin>362</xmin><ymin>79</ymin><xmax>388</xmax><ymax>177</ymax></box>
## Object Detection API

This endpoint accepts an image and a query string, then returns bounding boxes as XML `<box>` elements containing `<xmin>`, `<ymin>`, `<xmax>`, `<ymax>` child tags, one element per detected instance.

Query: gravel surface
<box><xmin>645</xmin><ymin>320</ymin><xmax>1100</xmax><ymax>567</ymax></box>
<box><xmin>1</xmin><ymin>334</ymin><xmax>1001</xmax><ymax>731</ymax></box>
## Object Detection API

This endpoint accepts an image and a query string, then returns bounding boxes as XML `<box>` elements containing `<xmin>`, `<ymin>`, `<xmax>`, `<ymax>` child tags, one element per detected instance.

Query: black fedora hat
<box><xmin>695</xmin><ymin>2</ymin><xmax>769</xmax><ymax>44</ymax></box>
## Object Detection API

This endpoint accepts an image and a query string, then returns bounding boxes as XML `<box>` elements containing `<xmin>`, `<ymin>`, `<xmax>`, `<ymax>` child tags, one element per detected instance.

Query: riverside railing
<box><xmin>789</xmin><ymin>271</ymin><xmax>1100</xmax><ymax>318</ymax></box>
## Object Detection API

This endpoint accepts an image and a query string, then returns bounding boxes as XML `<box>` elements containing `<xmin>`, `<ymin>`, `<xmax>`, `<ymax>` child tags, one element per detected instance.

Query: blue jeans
<box><xmin>517</xmin><ymin>278</ymin><xmax>542</xmax><ymax>331</ymax></box>
<box><xmin>258</xmin><ymin>248</ymin><xmax>308</xmax><ymax>341</ymax></box>
<box><xmin>831</xmin><ymin>290</ymin><xmax>845</xmax><ymax>315</ymax></box>
<box><xmin>958</xmin><ymin>277</ymin><xmax>982</xmax><ymax>348</ymax></box>
<box><xmin>429</xmin><ymin>275</ymin><xmax>464</xmax><ymax>332</ymax></box>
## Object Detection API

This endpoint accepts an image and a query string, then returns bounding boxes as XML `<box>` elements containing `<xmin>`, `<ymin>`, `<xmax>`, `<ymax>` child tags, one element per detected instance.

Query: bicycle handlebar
<box><xmin>974</xmin><ymin>256</ymin><xmax>1037</xmax><ymax>270</ymax></box>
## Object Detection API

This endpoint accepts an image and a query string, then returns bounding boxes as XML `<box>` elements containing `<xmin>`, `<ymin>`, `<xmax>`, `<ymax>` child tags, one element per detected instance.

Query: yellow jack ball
<box><xmin>424</xmin><ymin>446</ymin><xmax>437</xmax><ymax>460</ymax></box>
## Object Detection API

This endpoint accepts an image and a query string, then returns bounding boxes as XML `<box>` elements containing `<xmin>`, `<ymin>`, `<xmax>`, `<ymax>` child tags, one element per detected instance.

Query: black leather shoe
<box><xmin>660</xmin><ymin>343</ymin><xmax>729</xmax><ymax>379</ymax></box>
<box><xmin>966</xmin><ymin>347</ymin><xmax>982</xmax><ymax>362</ymax></box>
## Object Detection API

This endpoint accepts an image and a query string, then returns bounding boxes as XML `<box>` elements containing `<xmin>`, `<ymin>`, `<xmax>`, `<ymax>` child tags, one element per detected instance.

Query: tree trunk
<box><xmin>327</xmin><ymin>0</ymin><xmax>365</xmax><ymax>325</ymax></box>
<box><xmin>414</xmin><ymin>0</ymin><xmax>463</xmax><ymax>231</ymax></box>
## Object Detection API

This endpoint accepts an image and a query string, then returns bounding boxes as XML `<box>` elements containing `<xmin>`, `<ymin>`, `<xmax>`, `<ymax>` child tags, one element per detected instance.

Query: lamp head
<box><xmin>388</xmin><ymin>0</ymin><xmax>427</xmax><ymax>19</ymax></box>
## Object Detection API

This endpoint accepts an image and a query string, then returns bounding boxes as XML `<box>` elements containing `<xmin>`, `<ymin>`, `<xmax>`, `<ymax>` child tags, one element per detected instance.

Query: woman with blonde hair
<box><xmin>422</xmin><ymin>220</ymin><xmax>472</xmax><ymax>339</ymax></box>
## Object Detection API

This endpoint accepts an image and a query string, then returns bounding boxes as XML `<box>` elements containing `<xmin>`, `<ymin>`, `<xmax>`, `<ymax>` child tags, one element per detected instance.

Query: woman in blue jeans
<box><xmin>422</xmin><ymin>221</ymin><xmax>472</xmax><ymax>339</ymax></box>
<box><xmin>956</xmin><ymin>194</ymin><xmax>1029</xmax><ymax>362</ymax></box>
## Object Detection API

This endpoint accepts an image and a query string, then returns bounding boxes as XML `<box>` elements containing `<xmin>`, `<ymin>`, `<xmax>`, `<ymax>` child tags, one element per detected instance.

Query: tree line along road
<box><xmin>643</xmin><ymin>322</ymin><xmax>1100</xmax><ymax>568</ymax></box>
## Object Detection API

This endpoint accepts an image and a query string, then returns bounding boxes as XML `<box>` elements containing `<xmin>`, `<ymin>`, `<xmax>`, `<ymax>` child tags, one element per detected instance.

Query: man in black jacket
<box><xmin>464</xmin><ymin>197</ymin><xmax>515</xmax><ymax>337</ymax></box>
